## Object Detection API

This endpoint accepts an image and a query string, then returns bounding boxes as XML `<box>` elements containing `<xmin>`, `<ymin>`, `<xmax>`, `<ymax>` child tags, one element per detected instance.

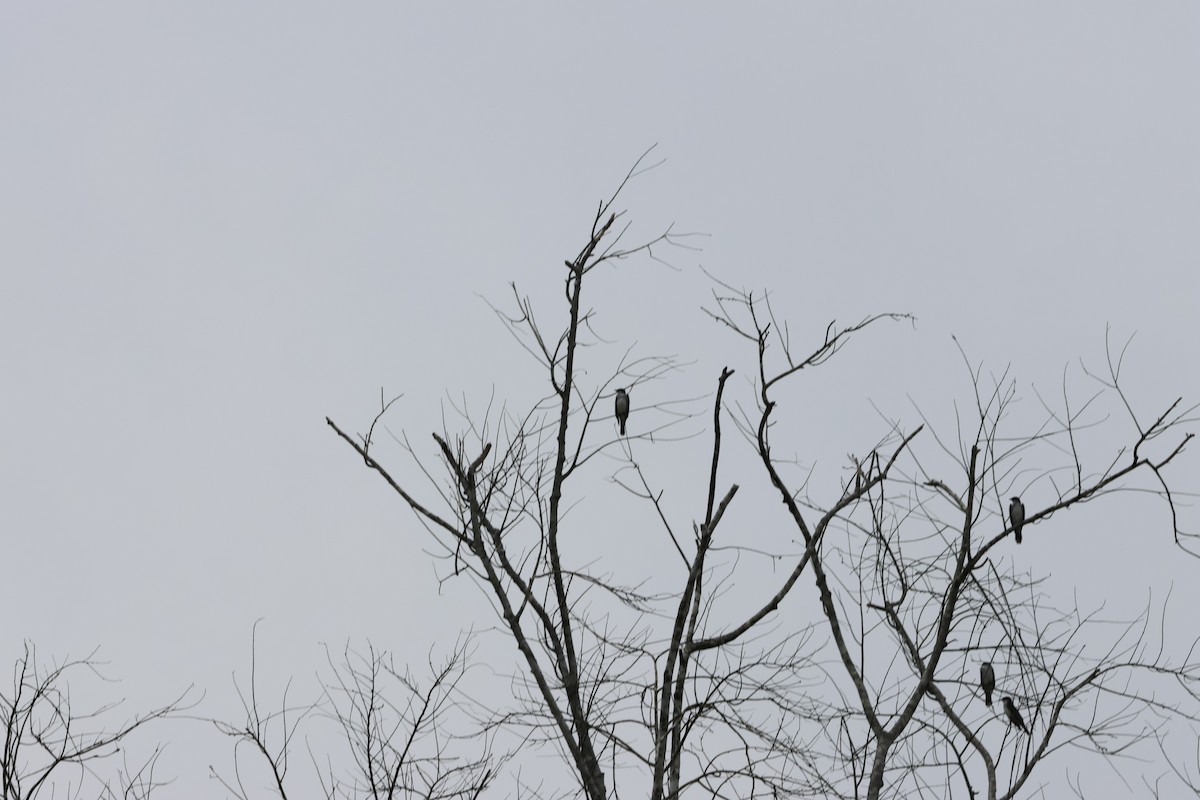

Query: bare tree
<box><xmin>319</xmin><ymin>638</ymin><xmax>497</xmax><ymax>800</ymax></box>
<box><xmin>704</xmin><ymin>288</ymin><xmax>1200</xmax><ymax>800</ymax></box>
<box><xmin>0</xmin><ymin>642</ymin><xmax>188</xmax><ymax>800</ymax></box>
<box><xmin>210</xmin><ymin>623</ymin><xmax>313</xmax><ymax>800</ymax></box>
<box><xmin>327</xmin><ymin>161</ymin><xmax>1199</xmax><ymax>799</ymax></box>
<box><xmin>212</xmin><ymin>624</ymin><xmax>498</xmax><ymax>800</ymax></box>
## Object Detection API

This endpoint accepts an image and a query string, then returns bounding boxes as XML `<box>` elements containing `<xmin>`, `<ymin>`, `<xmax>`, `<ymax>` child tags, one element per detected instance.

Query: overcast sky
<box><xmin>2</xmin><ymin>3</ymin><xmax>1198</xmax><ymax>797</ymax></box>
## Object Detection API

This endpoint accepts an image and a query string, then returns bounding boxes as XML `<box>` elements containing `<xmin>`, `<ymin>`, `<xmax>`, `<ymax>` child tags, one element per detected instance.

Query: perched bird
<box><xmin>1002</xmin><ymin>696</ymin><xmax>1028</xmax><ymax>733</ymax></box>
<box><xmin>1009</xmin><ymin>496</ymin><xmax>1026</xmax><ymax>544</ymax></box>
<box><xmin>614</xmin><ymin>388</ymin><xmax>630</xmax><ymax>437</ymax></box>
<box><xmin>980</xmin><ymin>661</ymin><xmax>996</xmax><ymax>707</ymax></box>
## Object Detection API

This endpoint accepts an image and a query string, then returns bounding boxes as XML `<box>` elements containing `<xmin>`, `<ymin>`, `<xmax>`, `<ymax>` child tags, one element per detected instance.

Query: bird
<box><xmin>980</xmin><ymin>661</ymin><xmax>995</xmax><ymax>707</ymax></box>
<box><xmin>614</xmin><ymin>388</ymin><xmax>630</xmax><ymax>437</ymax></box>
<box><xmin>1002</xmin><ymin>696</ymin><xmax>1028</xmax><ymax>733</ymax></box>
<box><xmin>1009</xmin><ymin>496</ymin><xmax>1026</xmax><ymax>544</ymax></box>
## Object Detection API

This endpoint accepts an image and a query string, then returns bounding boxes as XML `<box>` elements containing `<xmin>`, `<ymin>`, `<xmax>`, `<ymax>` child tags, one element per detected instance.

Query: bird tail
<box><xmin>985</xmin><ymin>691</ymin><xmax>992</xmax><ymax>707</ymax></box>
<box><xmin>1015</xmin><ymin>529</ymin><xmax>1022</xmax><ymax>544</ymax></box>
<box><xmin>619</xmin><ymin>419</ymin><xmax>626</xmax><ymax>436</ymax></box>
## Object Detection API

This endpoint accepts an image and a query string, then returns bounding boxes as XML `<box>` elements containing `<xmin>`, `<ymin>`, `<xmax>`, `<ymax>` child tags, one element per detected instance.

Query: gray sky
<box><xmin>2</xmin><ymin>3</ymin><xmax>1198</xmax><ymax>797</ymax></box>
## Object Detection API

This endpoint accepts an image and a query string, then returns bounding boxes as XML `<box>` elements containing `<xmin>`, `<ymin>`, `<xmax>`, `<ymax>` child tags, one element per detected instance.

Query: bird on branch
<box><xmin>615</xmin><ymin>388</ymin><xmax>630</xmax><ymax>437</ymax></box>
<box><xmin>1009</xmin><ymin>496</ymin><xmax>1026</xmax><ymax>544</ymax></box>
<box><xmin>980</xmin><ymin>661</ymin><xmax>995</xmax><ymax>707</ymax></box>
<box><xmin>1002</xmin><ymin>696</ymin><xmax>1028</xmax><ymax>733</ymax></box>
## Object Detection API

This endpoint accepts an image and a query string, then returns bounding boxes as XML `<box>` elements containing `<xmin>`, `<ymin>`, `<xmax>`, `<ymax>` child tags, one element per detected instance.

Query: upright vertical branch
<box><xmin>651</xmin><ymin>367</ymin><xmax>737</xmax><ymax>800</ymax></box>
<box><xmin>542</xmin><ymin>213</ymin><xmax>615</xmax><ymax>800</ymax></box>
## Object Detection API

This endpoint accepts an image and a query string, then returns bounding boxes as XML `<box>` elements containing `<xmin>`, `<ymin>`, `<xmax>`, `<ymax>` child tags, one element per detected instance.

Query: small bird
<box><xmin>614</xmin><ymin>388</ymin><xmax>630</xmax><ymax>437</ymax></box>
<box><xmin>980</xmin><ymin>661</ymin><xmax>995</xmax><ymax>707</ymax></box>
<box><xmin>1009</xmin><ymin>496</ymin><xmax>1026</xmax><ymax>544</ymax></box>
<box><xmin>1002</xmin><ymin>696</ymin><xmax>1028</xmax><ymax>733</ymax></box>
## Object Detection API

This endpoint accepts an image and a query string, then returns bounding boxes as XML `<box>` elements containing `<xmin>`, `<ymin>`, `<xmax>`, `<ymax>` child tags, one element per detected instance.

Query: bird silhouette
<box><xmin>614</xmin><ymin>388</ymin><xmax>630</xmax><ymax>437</ymax></box>
<box><xmin>1009</xmin><ymin>497</ymin><xmax>1026</xmax><ymax>544</ymax></box>
<box><xmin>1002</xmin><ymin>696</ymin><xmax>1028</xmax><ymax>733</ymax></box>
<box><xmin>980</xmin><ymin>662</ymin><xmax>995</xmax><ymax>707</ymax></box>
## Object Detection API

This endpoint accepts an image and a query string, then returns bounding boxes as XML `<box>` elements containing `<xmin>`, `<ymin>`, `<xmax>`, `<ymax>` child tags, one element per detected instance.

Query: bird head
<box><xmin>1010</xmin><ymin>497</ymin><xmax>1021</xmax><ymax>504</ymax></box>
<box><xmin>982</xmin><ymin>660</ymin><xmax>992</xmax><ymax>667</ymax></box>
